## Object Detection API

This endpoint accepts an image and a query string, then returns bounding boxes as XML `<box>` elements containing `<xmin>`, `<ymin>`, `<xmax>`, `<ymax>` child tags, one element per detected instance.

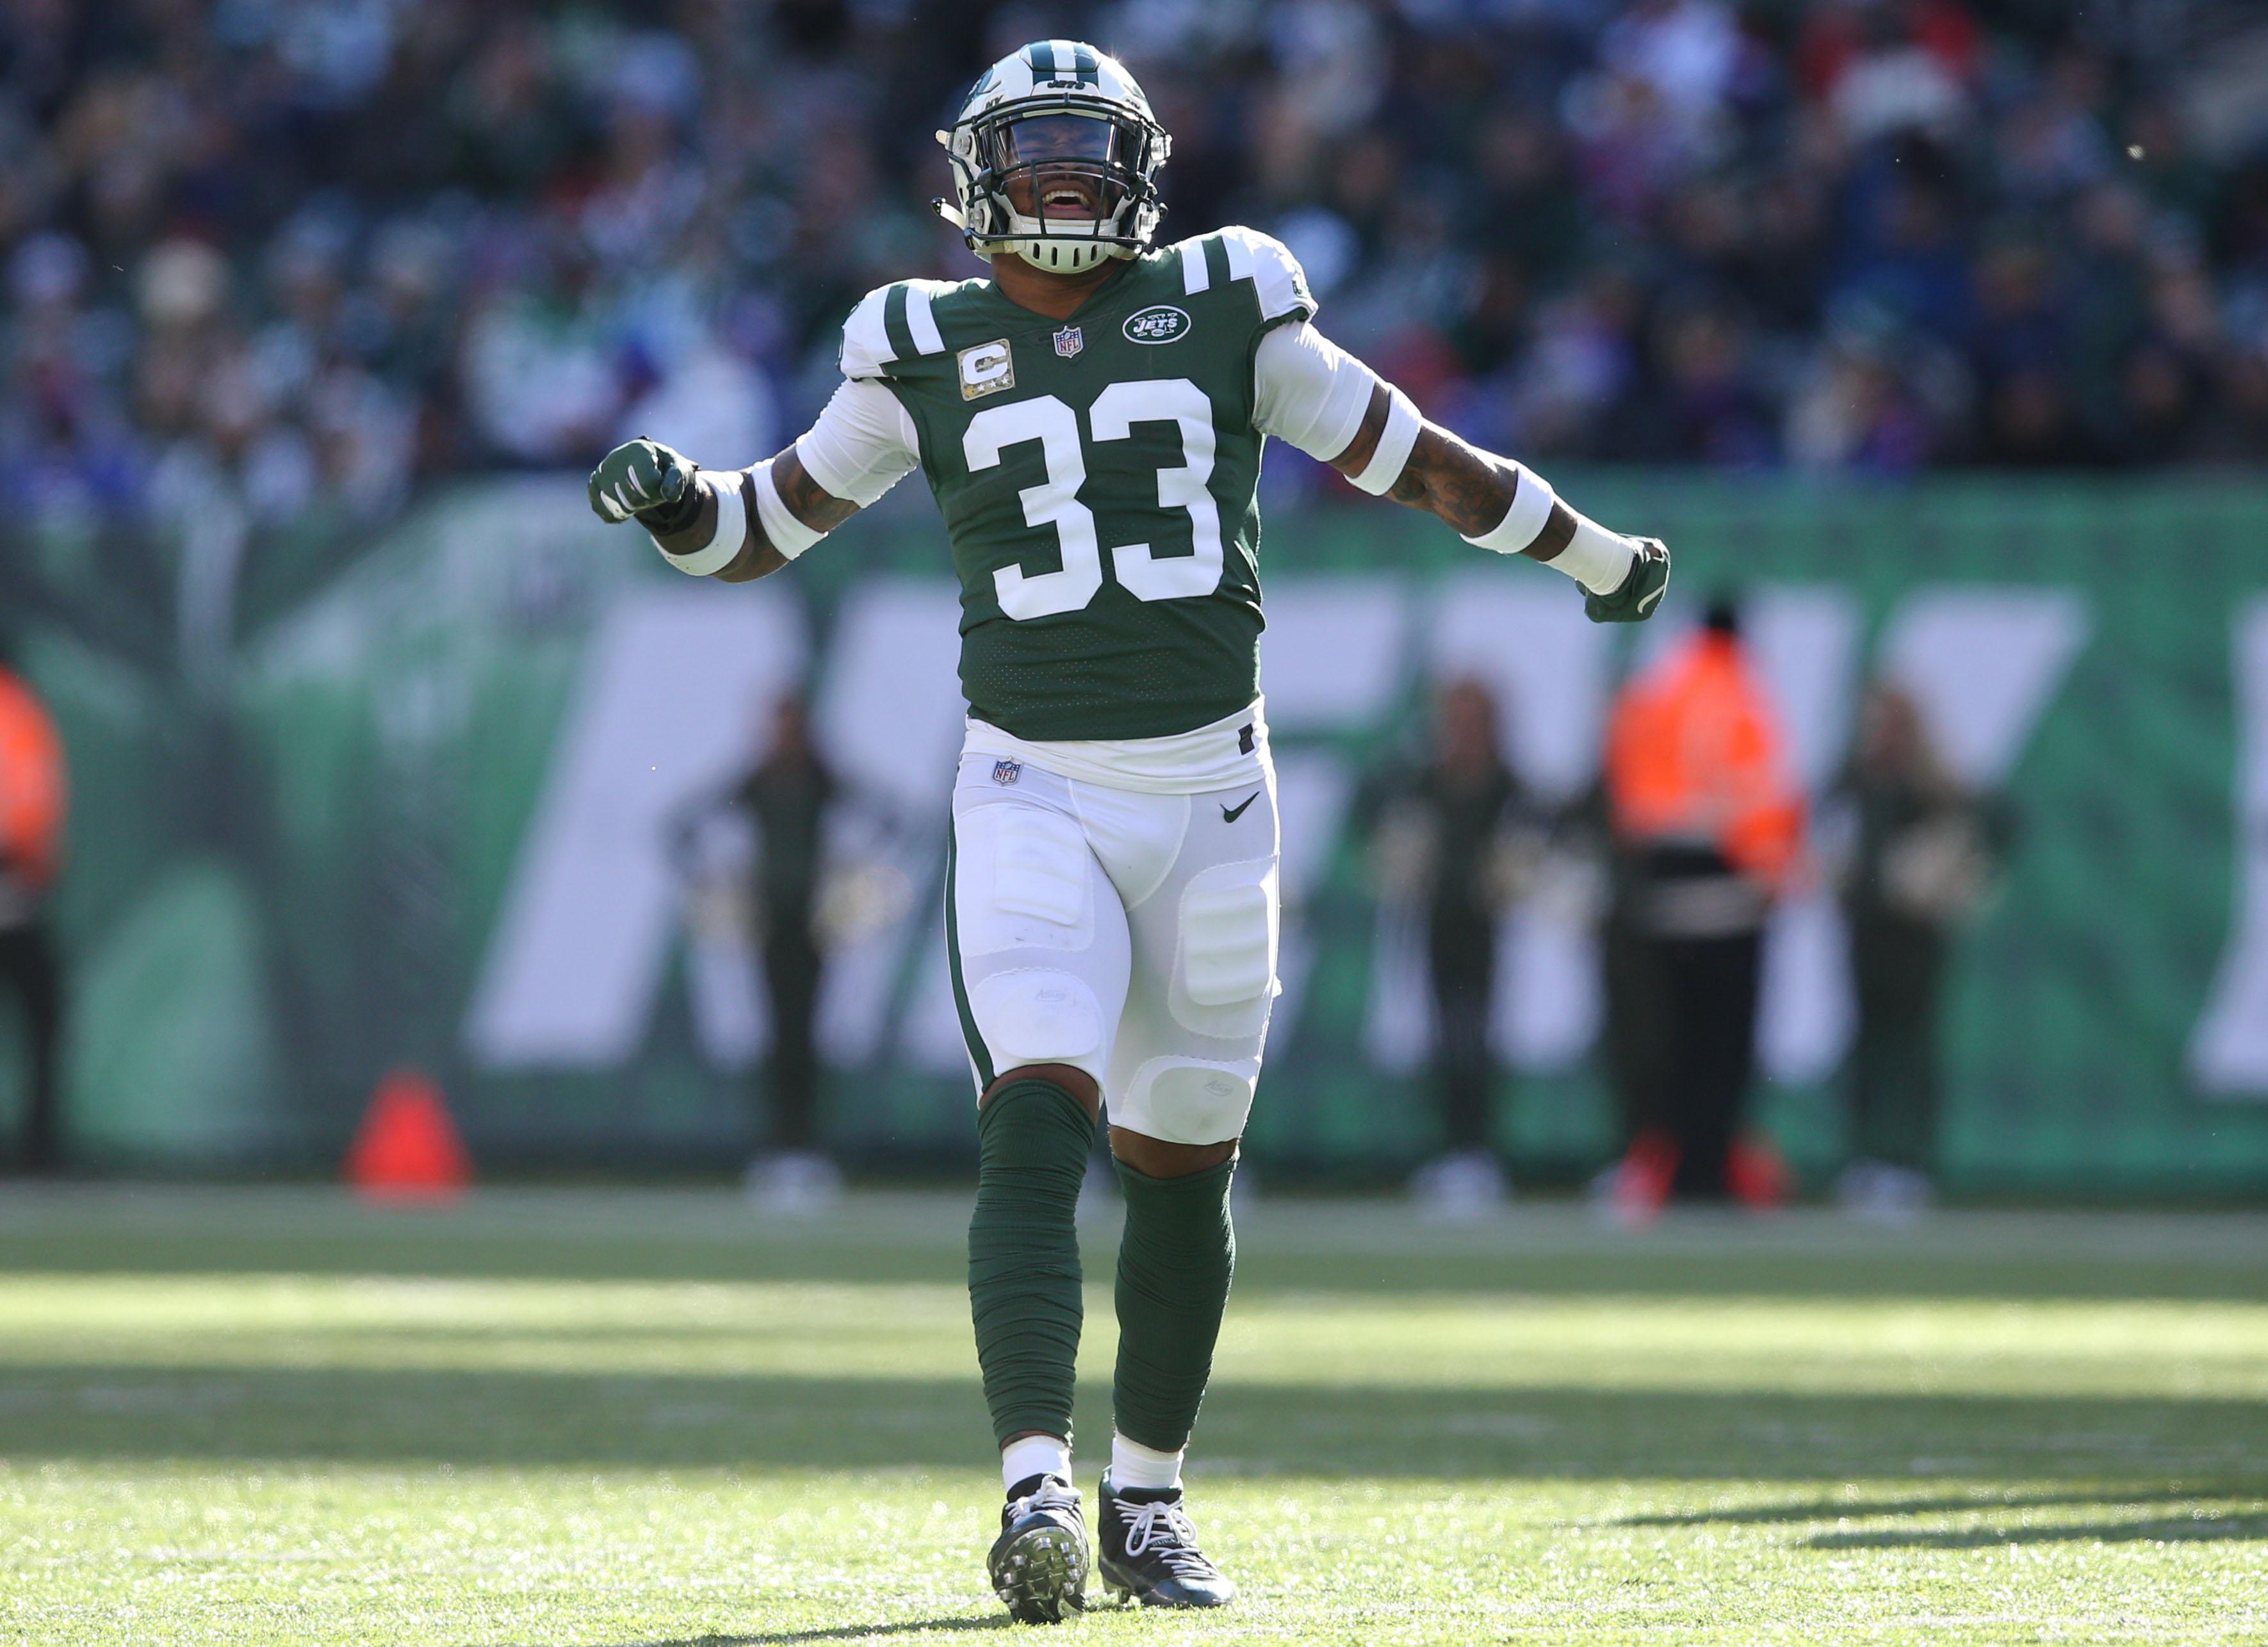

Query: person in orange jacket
<box><xmin>1600</xmin><ymin>596</ymin><xmax>1801</xmax><ymax>1213</ymax></box>
<box><xmin>0</xmin><ymin>638</ymin><xmax>66</xmax><ymax>1172</ymax></box>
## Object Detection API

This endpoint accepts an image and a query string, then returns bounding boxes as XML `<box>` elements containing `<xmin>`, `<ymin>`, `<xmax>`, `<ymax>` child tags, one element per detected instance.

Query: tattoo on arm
<box><xmin>777</xmin><ymin>446</ymin><xmax>861</xmax><ymax>532</ymax></box>
<box><xmin>1326</xmin><ymin>384</ymin><xmax>1574</xmax><ymax>559</ymax></box>
<box><xmin>1330</xmin><ymin>384</ymin><xmax>1392</xmax><ymax>476</ymax></box>
<box><xmin>714</xmin><ymin>446</ymin><xmax>860</xmax><ymax>582</ymax></box>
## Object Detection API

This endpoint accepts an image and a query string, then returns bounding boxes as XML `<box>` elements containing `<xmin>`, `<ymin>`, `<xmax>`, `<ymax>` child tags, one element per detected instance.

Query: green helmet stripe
<box><xmin>1018</xmin><ymin>39</ymin><xmax>1102</xmax><ymax>87</ymax></box>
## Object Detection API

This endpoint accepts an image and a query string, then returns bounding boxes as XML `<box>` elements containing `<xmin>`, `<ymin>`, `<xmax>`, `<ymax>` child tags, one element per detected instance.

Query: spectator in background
<box><xmin>10</xmin><ymin>0</ymin><xmax>2268</xmax><ymax>550</ymax></box>
<box><xmin>1600</xmin><ymin>597</ymin><xmax>1802</xmax><ymax>1219</ymax></box>
<box><xmin>0</xmin><ymin>638</ymin><xmax>65</xmax><ymax>1174</ymax></box>
<box><xmin>719</xmin><ymin>695</ymin><xmax>842</xmax><ymax>1212</ymax></box>
<box><xmin>1832</xmin><ymin>681</ymin><xmax>2010</xmax><ymax>1221</ymax></box>
<box><xmin>1359</xmin><ymin>679</ymin><xmax>1535</xmax><ymax>1219</ymax></box>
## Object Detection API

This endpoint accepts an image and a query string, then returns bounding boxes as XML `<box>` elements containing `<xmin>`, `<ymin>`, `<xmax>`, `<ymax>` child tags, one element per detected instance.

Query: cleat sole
<box><xmin>992</xmin><ymin>1523</ymin><xmax>1088</xmax><ymax>1624</ymax></box>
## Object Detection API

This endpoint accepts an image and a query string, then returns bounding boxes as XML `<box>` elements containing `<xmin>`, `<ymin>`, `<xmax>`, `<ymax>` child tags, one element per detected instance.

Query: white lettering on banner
<box><xmin>1376</xmin><ymin>582</ymin><xmax>2085</xmax><ymax>1092</ymax></box>
<box><xmin>464</xmin><ymin>587</ymin><xmax>806</xmax><ymax>1068</ymax></box>
<box><xmin>1260</xmin><ymin>576</ymin><xmax>1416</xmax><ymax>735</ymax></box>
<box><xmin>1749</xmin><ymin>587</ymin><xmax>1864</xmax><ymax>791</ymax></box>
<box><xmin>2190</xmin><ymin>597</ymin><xmax>2268</xmax><ymax>1098</ymax></box>
<box><xmin>1758</xmin><ymin>587</ymin><xmax>2090</xmax><ymax>1085</ymax></box>
<box><xmin>1271</xmin><ymin>747</ymin><xmax>1355</xmax><ymax>1037</ymax></box>
<box><xmin>813</xmin><ymin>580</ymin><xmax>968</xmax><ymax>1067</ymax></box>
<box><xmin>1750</xmin><ymin>587</ymin><xmax>1863</xmax><ymax>1086</ymax></box>
<box><xmin>1369</xmin><ymin>578</ymin><xmax>1613</xmax><ymax>1078</ymax></box>
<box><xmin>1756</xmin><ymin>888</ymin><xmax>1856</xmax><ymax>1085</ymax></box>
<box><xmin>1433</xmin><ymin>573</ymin><xmax>1615</xmax><ymax>804</ymax></box>
<box><xmin>468</xmin><ymin>572</ymin><xmax>2097</xmax><ymax>1097</ymax></box>
<box><xmin>1260</xmin><ymin>580</ymin><xmax>1412</xmax><ymax>1051</ymax></box>
<box><xmin>1877</xmin><ymin>588</ymin><xmax>2093</xmax><ymax>788</ymax></box>
<box><xmin>679</xmin><ymin>807</ymin><xmax>766</xmax><ymax>1070</ymax></box>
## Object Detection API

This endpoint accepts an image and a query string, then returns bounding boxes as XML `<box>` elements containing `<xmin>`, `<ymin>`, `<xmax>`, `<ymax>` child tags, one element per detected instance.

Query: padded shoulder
<box><xmin>838</xmin><ymin>279</ymin><xmax>962</xmax><ymax>380</ymax></box>
<box><xmin>1193</xmin><ymin>226</ymin><xmax>1316</xmax><ymax>324</ymax></box>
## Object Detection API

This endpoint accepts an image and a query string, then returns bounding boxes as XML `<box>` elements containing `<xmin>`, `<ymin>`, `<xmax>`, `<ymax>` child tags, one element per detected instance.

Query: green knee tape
<box><xmin>968</xmin><ymin>1078</ymin><xmax>1097</xmax><ymax>1448</ymax></box>
<box><xmin>1111</xmin><ymin>1152</ymin><xmax>1237</xmax><ymax>1454</ymax></box>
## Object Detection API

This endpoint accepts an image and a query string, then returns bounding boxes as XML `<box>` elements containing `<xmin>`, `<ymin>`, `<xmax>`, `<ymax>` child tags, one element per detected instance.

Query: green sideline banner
<box><xmin>9</xmin><ymin>471</ymin><xmax>2267</xmax><ymax>1195</ymax></box>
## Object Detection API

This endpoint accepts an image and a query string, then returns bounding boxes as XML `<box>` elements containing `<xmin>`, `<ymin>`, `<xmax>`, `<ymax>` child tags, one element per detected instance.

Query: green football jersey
<box><xmin>840</xmin><ymin>228</ymin><xmax>1316</xmax><ymax>742</ymax></box>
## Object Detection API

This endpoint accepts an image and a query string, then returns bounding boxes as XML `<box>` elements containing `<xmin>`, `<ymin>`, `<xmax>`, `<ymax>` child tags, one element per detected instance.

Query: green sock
<box><xmin>1111</xmin><ymin>1152</ymin><xmax>1237</xmax><ymax>1454</ymax></box>
<box><xmin>968</xmin><ymin>1078</ymin><xmax>1096</xmax><ymax>1450</ymax></box>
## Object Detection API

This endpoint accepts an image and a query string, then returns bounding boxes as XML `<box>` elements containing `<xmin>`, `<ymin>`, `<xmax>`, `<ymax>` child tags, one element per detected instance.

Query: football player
<box><xmin>589</xmin><ymin>40</ymin><xmax>1670</xmax><ymax>1623</ymax></box>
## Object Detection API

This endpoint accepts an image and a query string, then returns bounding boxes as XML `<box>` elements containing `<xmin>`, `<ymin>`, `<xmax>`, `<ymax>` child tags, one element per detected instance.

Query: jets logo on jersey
<box><xmin>1123</xmin><ymin>305</ymin><xmax>1191</xmax><ymax>345</ymax></box>
<box><xmin>959</xmin><ymin>339</ymin><xmax>1015</xmax><ymax>401</ymax></box>
<box><xmin>1054</xmin><ymin>325</ymin><xmax>1084</xmax><ymax>359</ymax></box>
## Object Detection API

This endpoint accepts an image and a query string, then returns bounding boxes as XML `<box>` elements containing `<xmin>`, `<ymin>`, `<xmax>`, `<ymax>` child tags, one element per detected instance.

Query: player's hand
<box><xmin>1585</xmin><ymin>537</ymin><xmax>1670</xmax><ymax>624</ymax></box>
<box><xmin>588</xmin><ymin>437</ymin><xmax>697</xmax><ymax>527</ymax></box>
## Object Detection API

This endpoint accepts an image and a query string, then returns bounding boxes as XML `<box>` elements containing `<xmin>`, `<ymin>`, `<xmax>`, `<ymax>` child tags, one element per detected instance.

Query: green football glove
<box><xmin>1585</xmin><ymin>537</ymin><xmax>1670</xmax><ymax>624</ymax></box>
<box><xmin>588</xmin><ymin>437</ymin><xmax>699</xmax><ymax>530</ymax></box>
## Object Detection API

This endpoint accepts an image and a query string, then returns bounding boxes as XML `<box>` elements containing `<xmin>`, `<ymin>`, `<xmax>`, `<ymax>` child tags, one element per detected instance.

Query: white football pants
<box><xmin>946</xmin><ymin>751</ymin><xmax>1281</xmax><ymax>1145</ymax></box>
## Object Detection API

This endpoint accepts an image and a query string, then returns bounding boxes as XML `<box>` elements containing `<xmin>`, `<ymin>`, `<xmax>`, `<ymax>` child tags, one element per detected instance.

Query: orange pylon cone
<box><xmin>345</xmin><ymin>1068</ymin><xmax>472</xmax><ymax>1201</ymax></box>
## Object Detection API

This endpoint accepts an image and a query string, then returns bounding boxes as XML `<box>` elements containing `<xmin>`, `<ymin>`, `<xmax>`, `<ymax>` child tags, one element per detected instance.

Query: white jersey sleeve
<box><xmin>1252</xmin><ymin>320</ymin><xmax>1382</xmax><ymax>463</ymax></box>
<box><xmin>1216</xmin><ymin>226</ymin><xmax>1318</xmax><ymax>325</ymax></box>
<box><xmin>838</xmin><ymin>286</ymin><xmax>895</xmax><ymax>380</ymax></box>
<box><xmin>794</xmin><ymin>377</ymin><xmax>922</xmax><ymax>508</ymax></box>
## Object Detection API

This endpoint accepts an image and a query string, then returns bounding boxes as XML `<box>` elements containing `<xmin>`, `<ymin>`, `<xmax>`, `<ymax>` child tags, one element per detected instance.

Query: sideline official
<box><xmin>0</xmin><ymin>640</ymin><xmax>66</xmax><ymax>1173</ymax></box>
<box><xmin>1601</xmin><ymin>598</ymin><xmax>1802</xmax><ymax>1212</ymax></box>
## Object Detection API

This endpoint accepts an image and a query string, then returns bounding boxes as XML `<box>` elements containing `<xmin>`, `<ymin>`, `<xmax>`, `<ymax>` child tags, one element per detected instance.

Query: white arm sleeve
<box><xmin>793</xmin><ymin>377</ymin><xmax>922</xmax><ymax>508</ymax></box>
<box><xmin>1251</xmin><ymin>320</ymin><xmax>1380</xmax><ymax>462</ymax></box>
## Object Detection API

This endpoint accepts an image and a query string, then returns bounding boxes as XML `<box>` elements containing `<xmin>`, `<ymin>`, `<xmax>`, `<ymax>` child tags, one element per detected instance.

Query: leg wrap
<box><xmin>1111</xmin><ymin>1153</ymin><xmax>1237</xmax><ymax>1454</ymax></box>
<box><xmin>968</xmin><ymin>1078</ymin><xmax>1096</xmax><ymax>1448</ymax></box>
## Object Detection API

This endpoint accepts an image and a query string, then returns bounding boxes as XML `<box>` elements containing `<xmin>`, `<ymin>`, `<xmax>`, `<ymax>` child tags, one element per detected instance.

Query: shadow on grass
<box><xmin>1614</xmin><ymin>1482</ymin><xmax>2258</xmax><ymax>1526</ymax></box>
<box><xmin>1807</xmin><ymin>1511</ymin><xmax>2268</xmax><ymax>1548</ymax></box>
<box><xmin>600</xmin><ymin>1618</ymin><xmax>1009</xmax><ymax>1645</ymax></box>
<box><xmin>6</xmin><ymin>1363</ymin><xmax>2265</xmax><ymax>1482</ymax></box>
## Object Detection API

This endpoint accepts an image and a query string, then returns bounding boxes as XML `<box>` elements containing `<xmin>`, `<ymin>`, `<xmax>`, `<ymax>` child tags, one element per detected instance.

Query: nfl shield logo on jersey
<box><xmin>991</xmin><ymin>759</ymin><xmax>1022</xmax><ymax>786</ymax></box>
<box><xmin>1054</xmin><ymin>325</ymin><xmax>1084</xmax><ymax>359</ymax></box>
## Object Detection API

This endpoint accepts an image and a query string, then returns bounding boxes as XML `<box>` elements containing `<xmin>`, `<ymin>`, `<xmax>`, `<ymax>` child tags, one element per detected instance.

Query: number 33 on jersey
<box><xmin>838</xmin><ymin>228</ymin><xmax>1314</xmax><ymax>743</ymax></box>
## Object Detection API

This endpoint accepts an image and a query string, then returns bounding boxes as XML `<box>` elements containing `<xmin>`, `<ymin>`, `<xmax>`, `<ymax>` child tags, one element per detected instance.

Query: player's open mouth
<box><xmin>1041</xmin><ymin>185</ymin><xmax>1097</xmax><ymax>218</ymax></box>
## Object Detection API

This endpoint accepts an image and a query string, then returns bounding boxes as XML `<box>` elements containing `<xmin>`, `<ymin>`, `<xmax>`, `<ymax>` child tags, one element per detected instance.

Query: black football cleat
<box><xmin>1096</xmin><ymin>1472</ymin><xmax>1236</xmax><ymax>1609</ymax></box>
<box><xmin>988</xmin><ymin>1473</ymin><xmax>1088</xmax><ymax>1624</ymax></box>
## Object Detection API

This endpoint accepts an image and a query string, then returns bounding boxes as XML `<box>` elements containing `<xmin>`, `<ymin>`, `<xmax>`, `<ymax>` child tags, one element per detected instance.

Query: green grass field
<box><xmin>0</xmin><ymin>1187</ymin><xmax>2262</xmax><ymax>1645</ymax></box>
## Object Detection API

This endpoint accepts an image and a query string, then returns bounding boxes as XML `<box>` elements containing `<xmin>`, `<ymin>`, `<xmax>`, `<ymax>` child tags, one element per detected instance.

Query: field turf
<box><xmin>0</xmin><ymin>1186</ymin><xmax>2262</xmax><ymax>1644</ymax></box>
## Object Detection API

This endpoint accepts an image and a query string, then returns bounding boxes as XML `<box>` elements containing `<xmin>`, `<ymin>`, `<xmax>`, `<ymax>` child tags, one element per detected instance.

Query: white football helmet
<box><xmin>934</xmin><ymin>40</ymin><xmax>1169</xmax><ymax>274</ymax></box>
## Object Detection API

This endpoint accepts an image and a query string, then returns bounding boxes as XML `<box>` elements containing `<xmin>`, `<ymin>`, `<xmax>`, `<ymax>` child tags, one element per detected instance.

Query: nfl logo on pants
<box><xmin>1054</xmin><ymin>326</ymin><xmax>1083</xmax><ymax>359</ymax></box>
<box><xmin>992</xmin><ymin>759</ymin><xmax>1022</xmax><ymax>786</ymax></box>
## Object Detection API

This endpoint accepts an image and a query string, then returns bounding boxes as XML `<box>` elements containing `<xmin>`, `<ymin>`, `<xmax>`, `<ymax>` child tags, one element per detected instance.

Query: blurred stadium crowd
<box><xmin>8</xmin><ymin>0</ymin><xmax>2268</xmax><ymax>556</ymax></box>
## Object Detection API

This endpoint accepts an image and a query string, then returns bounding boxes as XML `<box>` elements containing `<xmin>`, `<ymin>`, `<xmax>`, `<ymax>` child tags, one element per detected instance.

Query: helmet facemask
<box><xmin>940</xmin><ymin>93</ymin><xmax>1168</xmax><ymax>273</ymax></box>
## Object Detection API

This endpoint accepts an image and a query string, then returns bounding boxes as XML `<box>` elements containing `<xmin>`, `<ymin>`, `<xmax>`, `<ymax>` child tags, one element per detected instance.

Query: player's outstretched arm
<box><xmin>1326</xmin><ymin>384</ymin><xmax>1668</xmax><ymax>622</ymax></box>
<box><xmin>1251</xmin><ymin>316</ymin><xmax>1667</xmax><ymax>622</ymax></box>
<box><xmin>587</xmin><ymin>437</ymin><xmax>860</xmax><ymax>583</ymax></box>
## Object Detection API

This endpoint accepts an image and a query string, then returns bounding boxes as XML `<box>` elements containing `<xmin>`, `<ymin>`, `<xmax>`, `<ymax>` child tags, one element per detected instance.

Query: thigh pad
<box><xmin>958</xmin><ymin>803</ymin><xmax>1093</xmax><ymax>957</ymax></box>
<box><xmin>1169</xmin><ymin>856</ymin><xmax>1280</xmax><ymax>1040</ymax></box>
